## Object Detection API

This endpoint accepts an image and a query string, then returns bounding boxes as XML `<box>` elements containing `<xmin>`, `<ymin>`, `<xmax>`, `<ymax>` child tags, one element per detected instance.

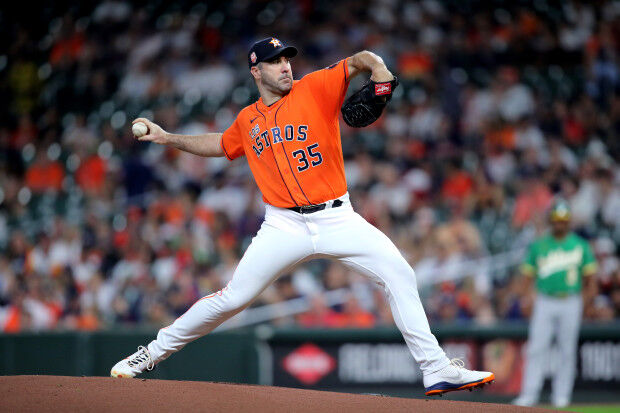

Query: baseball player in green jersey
<box><xmin>513</xmin><ymin>200</ymin><xmax>597</xmax><ymax>408</ymax></box>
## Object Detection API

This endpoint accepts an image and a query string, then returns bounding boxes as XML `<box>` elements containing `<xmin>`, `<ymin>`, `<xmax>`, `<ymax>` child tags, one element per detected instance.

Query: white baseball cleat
<box><xmin>552</xmin><ymin>398</ymin><xmax>569</xmax><ymax>408</ymax></box>
<box><xmin>512</xmin><ymin>396</ymin><xmax>536</xmax><ymax>407</ymax></box>
<box><xmin>423</xmin><ymin>359</ymin><xmax>495</xmax><ymax>396</ymax></box>
<box><xmin>110</xmin><ymin>346</ymin><xmax>155</xmax><ymax>378</ymax></box>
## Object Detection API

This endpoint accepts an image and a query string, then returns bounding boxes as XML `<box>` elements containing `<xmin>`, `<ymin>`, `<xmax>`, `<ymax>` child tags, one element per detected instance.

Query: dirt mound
<box><xmin>0</xmin><ymin>376</ymin><xmax>545</xmax><ymax>412</ymax></box>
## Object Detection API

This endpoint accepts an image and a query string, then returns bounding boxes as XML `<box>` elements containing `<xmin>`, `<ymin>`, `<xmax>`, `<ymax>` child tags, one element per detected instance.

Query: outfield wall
<box><xmin>1</xmin><ymin>323</ymin><xmax>618</xmax><ymax>397</ymax></box>
<box><xmin>0</xmin><ymin>328</ymin><xmax>258</xmax><ymax>383</ymax></box>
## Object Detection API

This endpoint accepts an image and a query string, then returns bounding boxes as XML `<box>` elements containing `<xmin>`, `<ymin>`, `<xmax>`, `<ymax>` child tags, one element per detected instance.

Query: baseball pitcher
<box><xmin>513</xmin><ymin>200</ymin><xmax>597</xmax><ymax>407</ymax></box>
<box><xmin>110</xmin><ymin>37</ymin><xmax>494</xmax><ymax>395</ymax></box>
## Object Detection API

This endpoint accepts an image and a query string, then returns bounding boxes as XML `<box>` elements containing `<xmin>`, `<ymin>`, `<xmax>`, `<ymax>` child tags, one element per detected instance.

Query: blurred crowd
<box><xmin>0</xmin><ymin>0</ymin><xmax>619</xmax><ymax>332</ymax></box>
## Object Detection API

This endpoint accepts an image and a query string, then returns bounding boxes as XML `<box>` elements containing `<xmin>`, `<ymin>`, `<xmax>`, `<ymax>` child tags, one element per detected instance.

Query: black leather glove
<box><xmin>341</xmin><ymin>77</ymin><xmax>399</xmax><ymax>128</ymax></box>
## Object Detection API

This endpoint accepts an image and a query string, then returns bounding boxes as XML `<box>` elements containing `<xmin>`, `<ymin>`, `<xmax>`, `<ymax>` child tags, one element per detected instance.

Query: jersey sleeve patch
<box><xmin>582</xmin><ymin>262</ymin><xmax>597</xmax><ymax>276</ymax></box>
<box><xmin>520</xmin><ymin>263</ymin><xmax>536</xmax><ymax>276</ymax></box>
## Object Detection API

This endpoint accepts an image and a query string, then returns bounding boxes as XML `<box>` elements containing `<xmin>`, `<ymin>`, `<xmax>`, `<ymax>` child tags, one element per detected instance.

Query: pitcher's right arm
<box><xmin>131</xmin><ymin>118</ymin><xmax>224</xmax><ymax>158</ymax></box>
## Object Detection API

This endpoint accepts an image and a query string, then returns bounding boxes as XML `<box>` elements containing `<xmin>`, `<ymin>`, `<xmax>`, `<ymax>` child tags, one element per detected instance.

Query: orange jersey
<box><xmin>220</xmin><ymin>58</ymin><xmax>351</xmax><ymax>208</ymax></box>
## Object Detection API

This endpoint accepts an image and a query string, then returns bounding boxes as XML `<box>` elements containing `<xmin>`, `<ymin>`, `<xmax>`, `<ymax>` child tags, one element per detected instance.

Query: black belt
<box><xmin>288</xmin><ymin>199</ymin><xmax>343</xmax><ymax>214</ymax></box>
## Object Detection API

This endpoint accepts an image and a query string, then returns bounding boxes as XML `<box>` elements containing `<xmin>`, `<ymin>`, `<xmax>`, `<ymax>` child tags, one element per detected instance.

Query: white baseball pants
<box><xmin>147</xmin><ymin>193</ymin><xmax>450</xmax><ymax>374</ymax></box>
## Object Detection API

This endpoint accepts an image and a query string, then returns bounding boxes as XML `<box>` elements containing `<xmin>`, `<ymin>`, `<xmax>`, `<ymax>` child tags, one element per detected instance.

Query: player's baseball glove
<box><xmin>341</xmin><ymin>77</ymin><xmax>399</xmax><ymax>128</ymax></box>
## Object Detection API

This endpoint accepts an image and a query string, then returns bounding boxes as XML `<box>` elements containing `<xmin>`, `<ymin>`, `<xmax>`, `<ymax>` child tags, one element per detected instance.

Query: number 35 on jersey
<box><xmin>249</xmin><ymin>124</ymin><xmax>322</xmax><ymax>172</ymax></box>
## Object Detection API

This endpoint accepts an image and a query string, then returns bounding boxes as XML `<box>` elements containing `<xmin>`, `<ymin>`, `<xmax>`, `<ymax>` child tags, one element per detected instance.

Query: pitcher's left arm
<box><xmin>347</xmin><ymin>50</ymin><xmax>394</xmax><ymax>82</ymax></box>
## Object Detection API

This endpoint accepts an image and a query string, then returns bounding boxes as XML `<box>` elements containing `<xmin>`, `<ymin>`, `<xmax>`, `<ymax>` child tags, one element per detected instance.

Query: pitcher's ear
<box><xmin>250</xmin><ymin>65</ymin><xmax>261</xmax><ymax>81</ymax></box>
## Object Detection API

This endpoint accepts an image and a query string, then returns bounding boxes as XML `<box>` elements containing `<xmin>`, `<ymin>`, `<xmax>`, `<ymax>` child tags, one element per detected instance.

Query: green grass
<box><xmin>543</xmin><ymin>405</ymin><xmax>620</xmax><ymax>413</ymax></box>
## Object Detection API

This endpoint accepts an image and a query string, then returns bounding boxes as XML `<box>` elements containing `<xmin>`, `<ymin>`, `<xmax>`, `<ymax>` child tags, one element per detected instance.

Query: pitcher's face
<box><xmin>254</xmin><ymin>56</ymin><xmax>293</xmax><ymax>95</ymax></box>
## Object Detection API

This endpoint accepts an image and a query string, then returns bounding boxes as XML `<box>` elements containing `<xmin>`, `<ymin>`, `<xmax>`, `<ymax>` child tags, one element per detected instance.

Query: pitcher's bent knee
<box><xmin>218</xmin><ymin>290</ymin><xmax>254</xmax><ymax>314</ymax></box>
<box><xmin>382</xmin><ymin>259</ymin><xmax>418</xmax><ymax>289</ymax></box>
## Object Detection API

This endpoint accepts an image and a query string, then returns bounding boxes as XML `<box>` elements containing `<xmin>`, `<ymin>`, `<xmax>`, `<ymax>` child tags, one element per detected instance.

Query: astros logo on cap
<box><xmin>269</xmin><ymin>38</ymin><xmax>282</xmax><ymax>47</ymax></box>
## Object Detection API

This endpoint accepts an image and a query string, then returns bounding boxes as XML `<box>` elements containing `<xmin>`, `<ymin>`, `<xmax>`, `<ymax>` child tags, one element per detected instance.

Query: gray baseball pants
<box><xmin>518</xmin><ymin>293</ymin><xmax>583</xmax><ymax>405</ymax></box>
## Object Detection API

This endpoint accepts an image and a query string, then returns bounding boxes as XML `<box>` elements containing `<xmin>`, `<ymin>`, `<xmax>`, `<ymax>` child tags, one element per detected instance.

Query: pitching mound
<box><xmin>0</xmin><ymin>376</ymin><xmax>545</xmax><ymax>412</ymax></box>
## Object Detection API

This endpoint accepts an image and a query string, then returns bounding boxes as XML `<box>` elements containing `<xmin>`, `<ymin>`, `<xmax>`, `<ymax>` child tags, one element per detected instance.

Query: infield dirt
<box><xmin>0</xmin><ymin>375</ymin><xmax>548</xmax><ymax>412</ymax></box>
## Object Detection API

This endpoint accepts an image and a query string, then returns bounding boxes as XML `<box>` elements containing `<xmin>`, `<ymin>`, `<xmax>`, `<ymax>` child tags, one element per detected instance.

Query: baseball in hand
<box><xmin>132</xmin><ymin>122</ymin><xmax>149</xmax><ymax>138</ymax></box>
